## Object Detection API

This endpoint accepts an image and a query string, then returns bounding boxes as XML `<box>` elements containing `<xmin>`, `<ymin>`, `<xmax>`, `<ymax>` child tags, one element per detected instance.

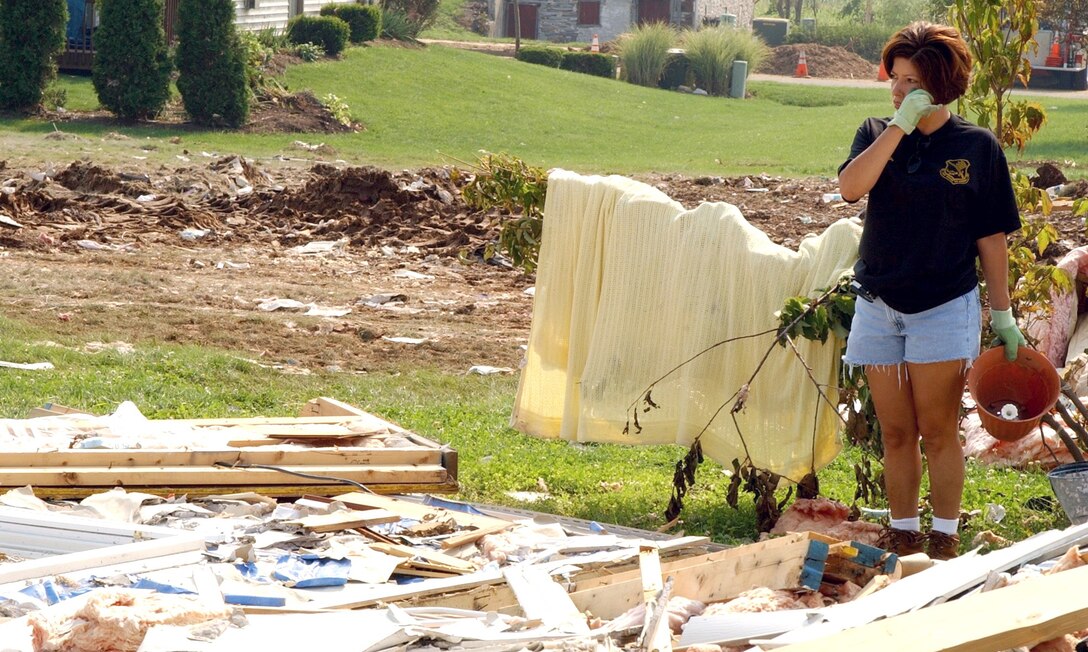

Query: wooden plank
<box><xmin>567</xmin><ymin>534</ymin><xmax>824</xmax><ymax>620</ymax></box>
<box><xmin>369</xmin><ymin>542</ymin><xmax>478</xmax><ymax>573</ymax></box>
<box><xmin>504</xmin><ymin>565</ymin><xmax>590</xmax><ymax>634</ymax></box>
<box><xmin>328</xmin><ymin>492</ymin><xmax>512</xmax><ymax>531</ymax></box>
<box><xmin>301</xmin><ymin>397</ymin><xmax>369</xmax><ymax>417</ymax></box>
<box><xmin>26</xmin><ymin>479</ymin><xmax>460</xmax><ymax>500</ymax></box>
<box><xmin>307</xmin><ymin>535</ymin><xmax>709</xmax><ymax>611</ymax></box>
<box><xmin>774</xmin><ymin>563</ymin><xmax>1088</xmax><ymax>652</ymax></box>
<box><xmin>0</xmin><ymin>448</ymin><xmax>440</xmax><ymax>468</ymax></box>
<box><xmin>292</xmin><ymin>509</ymin><xmax>402</xmax><ymax>533</ymax></box>
<box><xmin>0</xmin><ymin>464</ymin><xmax>448</xmax><ymax>486</ymax></box>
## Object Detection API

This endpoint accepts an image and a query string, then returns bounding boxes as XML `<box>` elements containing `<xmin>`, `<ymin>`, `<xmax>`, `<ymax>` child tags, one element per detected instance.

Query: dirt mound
<box><xmin>759</xmin><ymin>44</ymin><xmax>877</xmax><ymax>80</ymax></box>
<box><xmin>0</xmin><ymin>158</ymin><xmax>498</xmax><ymax>255</ymax></box>
<box><xmin>244</xmin><ymin>91</ymin><xmax>360</xmax><ymax>134</ymax></box>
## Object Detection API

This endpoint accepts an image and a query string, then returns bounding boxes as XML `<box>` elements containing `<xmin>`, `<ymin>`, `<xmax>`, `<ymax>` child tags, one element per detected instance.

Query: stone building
<box><xmin>492</xmin><ymin>0</ymin><xmax>756</xmax><ymax>44</ymax></box>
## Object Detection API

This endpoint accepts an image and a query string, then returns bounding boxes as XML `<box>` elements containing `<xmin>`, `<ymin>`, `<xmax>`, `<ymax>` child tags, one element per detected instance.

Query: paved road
<box><xmin>748</xmin><ymin>72</ymin><xmax>1088</xmax><ymax>100</ymax></box>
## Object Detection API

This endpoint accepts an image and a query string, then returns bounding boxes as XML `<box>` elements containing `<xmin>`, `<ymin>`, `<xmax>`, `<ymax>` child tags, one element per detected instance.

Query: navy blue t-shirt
<box><xmin>839</xmin><ymin>114</ymin><xmax>1021</xmax><ymax>314</ymax></box>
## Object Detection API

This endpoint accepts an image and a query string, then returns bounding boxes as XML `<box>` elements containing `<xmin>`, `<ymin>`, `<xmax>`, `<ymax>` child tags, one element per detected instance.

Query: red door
<box><xmin>504</xmin><ymin>3</ymin><xmax>538</xmax><ymax>40</ymax></box>
<box><xmin>638</xmin><ymin>0</ymin><xmax>670</xmax><ymax>24</ymax></box>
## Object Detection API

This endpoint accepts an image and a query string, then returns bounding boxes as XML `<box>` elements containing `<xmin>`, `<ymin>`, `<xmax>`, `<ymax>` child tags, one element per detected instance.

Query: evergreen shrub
<box><xmin>560</xmin><ymin>52</ymin><xmax>614</xmax><ymax>78</ymax></box>
<box><xmin>320</xmin><ymin>4</ymin><xmax>382</xmax><ymax>42</ymax></box>
<box><xmin>176</xmin><ymin>0</ymin><xmax>250</xmax><ymax>127</ymax></box>
<box><xmin>0</xmin><ymin>0</ymin><xmax>68</xmax><ymax>111</ymax></box>
<box><xmin>287</xmin><ymin>15</ymin><xmax>350</xmax><ymax>56</ymax></box>
<box><xmin>92</xmin><ymin>0</ymin><xmax>172</xmax><ymax>120</ymax></box>
<box><xmin>515</xmin><ymin>46</ymin><xmax>563</xmax><ymax>68</ymax></box>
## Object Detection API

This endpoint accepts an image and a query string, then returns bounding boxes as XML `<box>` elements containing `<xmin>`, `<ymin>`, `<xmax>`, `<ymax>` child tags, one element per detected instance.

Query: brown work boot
<box><xmin>926</xmin><ymin>531</ymin><xmax>960</xmax><ymax>560</ymax></box>
<box><xmin>875</xmin><ymin>526</ymin><xmax>926</xmax><ymax>556</ymax></box>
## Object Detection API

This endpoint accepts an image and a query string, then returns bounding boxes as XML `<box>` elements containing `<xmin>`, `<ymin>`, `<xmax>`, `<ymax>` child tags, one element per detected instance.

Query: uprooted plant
<box><xmin>453</xmin><ymin>152</ymin><xmax>547</xmax><ymax>273</ymax></box>
<box><xmin>628</xmin><ymin>276</ymin><xmax>856</xmax><ymax>531</ymax></box>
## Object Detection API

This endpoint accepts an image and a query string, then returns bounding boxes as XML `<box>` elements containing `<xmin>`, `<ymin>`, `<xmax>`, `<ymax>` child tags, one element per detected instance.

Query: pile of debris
<box><xmin>0</xmin><ymin>158</ymin><xmax>497</xmax><ymax>257</ymax></box>
<box><xmin>1</xmin><ymin>479</ymin><xmax>1088</xmax><ymax>651</ymax></box>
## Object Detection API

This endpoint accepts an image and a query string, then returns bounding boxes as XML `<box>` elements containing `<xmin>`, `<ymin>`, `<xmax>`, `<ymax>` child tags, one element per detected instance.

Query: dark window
<box><xmin>679</xmin><ymin>0</ymin><xmax>693</xmax><ymax>11</ymax></box>
<box><xmin>577</xmin><ymin>1</ymin><xmax>600</xmax><ymax>25</ymax></box>
<box><xmin>243</xmin><ymin>0</ymin><xmax>256</xmax><ymax>8</ymax></box>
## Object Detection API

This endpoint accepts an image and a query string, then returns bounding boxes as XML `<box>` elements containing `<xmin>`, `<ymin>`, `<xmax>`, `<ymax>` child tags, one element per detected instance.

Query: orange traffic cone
<box><xmin>793</xmin><ymin>50</ymin><xmax>809</xmax><ymax>77</ymax></box>
<box><xmin>877</xmin><ymin>59</ymin><xmax>889</xmax><ymax>81</ymax></box>
<box><xmin>1045</xmin><ymin>39</ymin><xmax>1062</xmax><ymax>66</ymax></box>
<box><xmin>591</xmin><ymin>34</ymin><xmax>600</xmax><ymax>53</ymax></box>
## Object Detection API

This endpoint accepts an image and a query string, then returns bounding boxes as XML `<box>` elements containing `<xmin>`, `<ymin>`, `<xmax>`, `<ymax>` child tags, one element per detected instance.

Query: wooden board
<box><xmin>566</xmin><ymin>533</ymin><xmax>827</xmax><ymax>619</ymax></box>
<box><xmin>0</xmin><ymin>448</ymin><xmax>440</xmax><ymax>468</ymax></box>
<box><xmin>291</xmin><ymin>509</ymin><xmax>402</xmax><ymax>532</ymax></box>
<box><xmin>26</xmin><ymin>480</ymin><xmax>460</xmax><ymax>500</ymax></box>
<box><xmin>775</xmin><ymin>563</ymin><xmax>1088</xmax><ymax>652</ymax></box>
<box><xmin>0</xmin><ymin>464</ymin><xmax>448</xmax><ymax>486</ymax></box>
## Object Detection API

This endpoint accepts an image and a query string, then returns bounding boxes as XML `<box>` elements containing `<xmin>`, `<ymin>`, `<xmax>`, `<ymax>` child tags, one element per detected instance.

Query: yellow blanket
<box><xmin>511</xmin><ymin>170</ymin><xmax>862</xmax><ymax>481</ymax></box>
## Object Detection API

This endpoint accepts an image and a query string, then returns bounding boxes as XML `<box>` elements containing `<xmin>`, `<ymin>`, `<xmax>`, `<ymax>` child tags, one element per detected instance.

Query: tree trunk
<box><xmin>514</xmin><ymin>0</ymin><xmax>521</xmax><ymax>52</ymax></box>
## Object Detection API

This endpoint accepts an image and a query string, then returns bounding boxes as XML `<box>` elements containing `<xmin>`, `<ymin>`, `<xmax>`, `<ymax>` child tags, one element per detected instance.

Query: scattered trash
<box><xmin>468</xmin><ymin>365</ymin><xmax>514</xmax><ymax>375</ymax></box>
<box><xmin>180</xmin><ymin>228</ymin><xmax>211</xmax><ymax>241</ymax></box>
<box><xmin>215</xmin><ymin>261</ymin><xmax>251</xmax><ymax>270</ymax></box>
<box><xmin>0</xmin><ymin>360</ymin><xmax>55</xmax><ymax>371</ymax></box>
<box><xmin>361</xmin><ymin>293</ymin><xmax>408</xmax><ymax>306</ymax></box>
<box><xmin>286</xmin><ymin>240</ymin><xmax>347</xmax><ymax>256</ymax></box>
<box><xmin>304</xmin><ymin>305</ymin><xmax>352</xmax><ymax>318</ymax></box>
<box><xmin>257</xmin><ymin>298</ymin><xmax>308</xmax><ymax>312</ymax></box>
<box><xmin>0</xmin><ymin>213</ymin><xmax>22</xmax><ymax>229</ymax></box>
<box><xmin>985</xmin><ymin>503</ymin><xmax>1008</xmax><ymax>523</ymax></box>
<box><xmin>136</xmin><ymin>194</ymin><xmax>157</xmax><ymax>202</ymax></box>
<box><xmin>524</xmin><ymin>287</ymin><xmax>536</xmax><ymax>296</ymax></box>
<box><xmin>382</xmin><ymin>336</ymin><xmax>427</xmax><ymax>345</ymax></box>
<box><xmin>821</xmin><ymin>193</ymin><xmax>843</xmax><ymax>203</ymax></box>
<box><xmin>393</xmin><ymin>269</ymin><xmax>434</xmax><ymax>281</ymax></box>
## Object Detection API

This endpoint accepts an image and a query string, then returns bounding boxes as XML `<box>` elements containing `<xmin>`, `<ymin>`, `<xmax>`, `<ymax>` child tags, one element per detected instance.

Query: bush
<box><xmin>786</xmin><ymin>23</ymin><xmax>896</xmax><ymax>63</ymax></box>
<box><xmin>320</xmin><ymin>3</ymin><xmax>382</xmax><ymax>43</ymax></box>
<box><xmin>295</xmin><ymin>42</ymin><xmax>325</xmax><ymax>62</ymax></box>
<box><xmin>515</xmin><ymin>46</ymin><xmax>564</xmax><ymax>67</ymax></box>
<box><xmin>659</xmin><ymin>52</ymin><xmax>693</xmax><ymax>89</ymax></box>
<box><xmin>287</xmin><ymin>15</ymin><xmax>350</xmax><ymax>57</ymax></box>
<box><xmin>385</xmin><ymin>0</ymin><xmax>440</xmax><ymax>32</ymax></box>
<box><xmin>560</xmin><ymin>51</ymin><xmax>614</xmax><ymax>78</ymax></box>
<box><xmin>381</xmin><ymin>8</ymin><xmax>421</xmax><ymax>40</ymax></box>
<box><xmin>618</xmin><ymin>22</ymin><xmax>676</xmax><ymax>87</ymax></box>
<box><xmin>681</xmin><ymin>27</ymin><xmax>738</xmax><ymax>96</ymax></box>
<box><xmin>92</xmin><ymin>0</ymin><xmax>173</xmax><ymax>120</ymax></box>
<box><xmin>0</xmin><ymin>0</ymin><xmax>68</xmax><ymax>111</ymax></box>
<box><xmin>254</xmin><ymin>27</ymin><xmax>288</xmax><ymax>50</ymax></box>
<box><xmin>176</xmin><ymin>0</ymin><xmax>249</xmax><ymax>128</ymax></box>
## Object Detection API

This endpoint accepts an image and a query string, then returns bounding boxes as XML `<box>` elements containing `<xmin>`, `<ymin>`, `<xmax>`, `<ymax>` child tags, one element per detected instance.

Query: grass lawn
<box><xmin>36</xmin><ymin>45</ymin><xmax>1087</xmax><ymax>178</ymax></box>
<box><xmin>1</xmin><ymin>46</ymin><xmax>1078</xmax><ymax>546</ymax></box>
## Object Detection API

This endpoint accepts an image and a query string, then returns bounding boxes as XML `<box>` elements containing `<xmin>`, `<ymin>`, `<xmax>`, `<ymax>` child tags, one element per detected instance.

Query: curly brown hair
<box><xmin>882</xmin><ymin>22</ymin><xmax>972</xmax><ymax>105</ymax></box>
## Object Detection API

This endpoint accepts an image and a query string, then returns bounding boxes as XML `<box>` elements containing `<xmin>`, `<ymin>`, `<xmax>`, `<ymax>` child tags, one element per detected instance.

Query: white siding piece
<box><xmin>0</xmin><ymin>506</ymin><xmax>205</xmax><ymax>586</ymax></box>
<box><xmin>233</xmin><ymin>0</ymin><xmax>362</xmax><ymax>31</ymax></box>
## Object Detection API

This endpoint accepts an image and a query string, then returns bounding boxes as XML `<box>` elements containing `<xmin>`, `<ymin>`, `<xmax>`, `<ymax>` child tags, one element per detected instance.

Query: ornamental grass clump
<box><xmin>618</xmin><ymin>22</ymin><xmax>676</xmax><ymax>87</ymax></box>
<box><xmin>683</xmin><ymin>26</ymin><xmax>767</xmax><ymax>96</ymax></box>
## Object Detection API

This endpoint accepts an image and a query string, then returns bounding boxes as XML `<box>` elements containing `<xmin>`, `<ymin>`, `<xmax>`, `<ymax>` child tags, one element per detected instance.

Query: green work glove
<box><xmin>889</xmin><ymin>89</ymin><xmax>938</xmax><ymax>135</ymax></box>
<box><xmin>991</xmin><ymin>308</ymin><xmax>1026</xmax><ymax>361</ymax></box>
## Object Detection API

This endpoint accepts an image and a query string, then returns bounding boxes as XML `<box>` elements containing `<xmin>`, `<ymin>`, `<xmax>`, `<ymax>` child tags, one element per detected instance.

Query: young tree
<box><xmin>92</xmin><ymin>0</ymin><xmax>172</xmax><ymax>120</ymax></box>
<box><xmin>0</xmin><ymin>0</ymin><xmax>68</xmax><ymax>111</ymax></box>
<box><xmin>949</xmin><ymin>0</ymin><xmax>1046</xmax><ymax>152</ymax></box>
<box><xmin>175</xmin><ymin>0</ymin><xmax>249</xmax><ymax>128</ymax></box>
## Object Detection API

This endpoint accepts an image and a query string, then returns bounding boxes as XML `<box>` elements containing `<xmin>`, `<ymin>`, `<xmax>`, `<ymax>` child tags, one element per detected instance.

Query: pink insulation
<box><xmin>703</xmin><ymin>587</ymin><xmax>824</xmax><ymax>614</ymax></box>
<box><xmin>1026</xmin><ymin>246</ymin><xmax>1088</xmax><ymax>367</ymax></box>
<box><xmin>29</xmin><ymin>589</ymin><xmax>232</xmax><ymax>652</ymax></box>
<box><xmin>962</xmin><ymin>412</ymin><xmax>1077</xmax><ymax>469</ymax></box>
<box><xmin>769</xmin><ymin>498</ymin><xmax>881</xmax><ymax>546</ymax></box>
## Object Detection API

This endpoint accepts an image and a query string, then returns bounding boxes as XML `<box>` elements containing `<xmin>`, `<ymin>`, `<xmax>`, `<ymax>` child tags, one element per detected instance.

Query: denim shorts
<box><xmin>843</xmin><ymin>286</ymin><xmax>981</xmax><ymax>367</ymax></box>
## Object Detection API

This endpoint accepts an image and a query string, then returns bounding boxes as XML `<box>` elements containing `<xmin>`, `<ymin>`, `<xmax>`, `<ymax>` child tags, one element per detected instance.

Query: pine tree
<box><xmin>92</xmin><ymin>0</ymin><xmax>172</xmax><ymax>120</ymax></box>
<box><xmin>176</xmin><ymin>0</ymin><xmax>249</xmax><ymax>127</ymax></box>
<box><xmin>0</xmin><ymin>0</ymin><xmax>68</xmax><ymax>111</ymax></box>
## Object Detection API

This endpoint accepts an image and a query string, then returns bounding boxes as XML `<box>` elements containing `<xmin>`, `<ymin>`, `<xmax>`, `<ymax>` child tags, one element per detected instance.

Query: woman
<box><xmin>837</xmin><ymin>21</ymin><xmax>1025</xmax><ymax>560</ymax></box>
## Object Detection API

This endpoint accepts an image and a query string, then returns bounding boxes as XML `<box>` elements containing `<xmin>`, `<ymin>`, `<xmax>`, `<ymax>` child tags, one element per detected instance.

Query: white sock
<box><xmin>932</xmin><ymin>517</ymin><xmax>959</xmax><ymax>535</ymax></box>
<box><xmin>890</xmin><ymin>516</ymin><xmax>921</xmax><ymax>532</ymax></box>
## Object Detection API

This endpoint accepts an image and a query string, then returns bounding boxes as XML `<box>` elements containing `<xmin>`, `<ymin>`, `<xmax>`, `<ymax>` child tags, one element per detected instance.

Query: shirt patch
<box><xmin>940</xmin><ymin>159</ymin><xmax>970</xmax><ymax>185</ymax></box>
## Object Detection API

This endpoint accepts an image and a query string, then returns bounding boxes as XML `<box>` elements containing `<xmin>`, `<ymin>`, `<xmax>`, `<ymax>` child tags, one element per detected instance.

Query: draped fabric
<box><xmin>511</xmin><ymin>170</ymin><xmax>862</xmax><ymax>481</ymax></box>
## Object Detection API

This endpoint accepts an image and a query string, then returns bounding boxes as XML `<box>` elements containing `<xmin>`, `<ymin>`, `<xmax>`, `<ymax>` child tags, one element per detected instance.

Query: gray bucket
<box><xmin>1048</xmin><ymin>461</ymin><xmax>1088</xmax><ymax>524</ymax></box>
